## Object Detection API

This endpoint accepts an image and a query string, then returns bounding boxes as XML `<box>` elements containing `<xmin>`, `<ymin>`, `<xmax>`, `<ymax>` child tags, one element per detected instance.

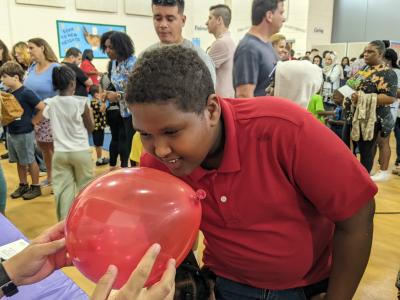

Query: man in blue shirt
<box><xmin>233</xmin><ymin>0</ymin><xmax>285</xmax><ymax>98</ymax></box>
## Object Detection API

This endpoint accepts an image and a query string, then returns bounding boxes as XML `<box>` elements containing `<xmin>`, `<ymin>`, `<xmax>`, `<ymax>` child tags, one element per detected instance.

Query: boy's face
<box><xmin>0</xmin><ymin>74</ymin><xmax>18</xmax><ymax>89</ymax></box>
<box><xmin>332</xmin><ymin>92</ymin><xmax>344</xmax><ymax>105</ymax></box>
<box><xmin>152</xmin><ymin>5</ymin><xmax>186</xmax><ymax>44</ymax></box>
<box><xmin>206</xmin><ymin>11</ymin><xmax>218</xmax><ymax>34</ymax></box>
<box><xmin>130</xmin><ymin>96</ymin><xmax>221</xmax><ymax>177</ymax></box>
<box><xmin>268</xmin><ymin>2</ymin><xmax>286</xmax><ymax>35</ymax></box>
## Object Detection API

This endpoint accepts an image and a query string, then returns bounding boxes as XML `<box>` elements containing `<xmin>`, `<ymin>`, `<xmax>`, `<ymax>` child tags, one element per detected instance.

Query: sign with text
<box><xmin>56</xmin><ymin>20</ymin><xmax>126</xmax><ymax>58</ymax></box>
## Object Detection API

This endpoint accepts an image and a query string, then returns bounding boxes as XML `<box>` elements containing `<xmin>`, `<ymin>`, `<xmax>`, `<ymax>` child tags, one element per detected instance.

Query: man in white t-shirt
<box><xmin>143</xmin><ymin>0</ymin><xmax>216</xmax><ymax>85</ymax></box>
<box><xmin>206</xmin><ymin>4</ymin><xmax>236</xmax><ymax>98</ymax></box>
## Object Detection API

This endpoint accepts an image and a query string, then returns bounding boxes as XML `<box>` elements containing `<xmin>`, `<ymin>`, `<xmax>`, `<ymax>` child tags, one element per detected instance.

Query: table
<box><xmin>0</xmin><ymin>214</ymin><xmax>89</xmax><ymax>300</ymax></box>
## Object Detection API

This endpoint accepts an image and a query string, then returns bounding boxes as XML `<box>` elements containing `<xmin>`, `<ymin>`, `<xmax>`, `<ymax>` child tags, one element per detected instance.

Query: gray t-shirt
<box><xmin>233</xmin><ymin>33</ymin><xmax>279</xmax><ymax>97</ymax></box>
<box><xmin>142</xmin><ymin>39</ymin><xmax>216</xmax><ymax>86</ymax></box>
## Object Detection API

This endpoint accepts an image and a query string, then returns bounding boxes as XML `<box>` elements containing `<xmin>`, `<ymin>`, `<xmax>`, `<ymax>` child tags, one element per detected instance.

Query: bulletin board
<box><xmin>56</xmin><ymin>20</ymin><xmax>126</xmax><ymax>58</ymax></box>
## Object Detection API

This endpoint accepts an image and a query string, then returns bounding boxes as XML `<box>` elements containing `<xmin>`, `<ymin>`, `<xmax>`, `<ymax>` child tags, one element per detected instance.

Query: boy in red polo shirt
<box><xmin>126</xmin><ymin>46</ymin><xmax>377</xmax><ymax>300</ymax></box>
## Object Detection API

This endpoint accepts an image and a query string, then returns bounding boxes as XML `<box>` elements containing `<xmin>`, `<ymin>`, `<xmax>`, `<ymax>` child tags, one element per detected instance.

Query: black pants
<box><xmin>330</xmin><ymin>124</ymin><xmax>343</xmax><ymax>140</ymax></box>
<box><xmin>106</xmin><ymin>108</ymin><xmax>127</xmax><ymax>167</ymax></box>
<box><xmin>395</xmin><ymin>117</ymin><xmax>400</xmax><ymax>164</ymax></box>
<box><xmin>357</xmin><ymin>125</ymin><xmax>380</xmax><ymax>173</ymax></box>
<box><xmin>122</xmin><ymin>115</ymin><xmax>135</xmax><ymax>167</ymax></box>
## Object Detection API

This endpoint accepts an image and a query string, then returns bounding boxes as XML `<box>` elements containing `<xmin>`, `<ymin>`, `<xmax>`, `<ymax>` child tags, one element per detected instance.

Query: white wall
<box><xmin>306</xmin><ymin>0</ymin><xmax>335</xmax><ymax>50</ymax></box>
<box><xmin>1</xmin><ymin>0</ymin><xmax>342</xmax><ymax>67</ymax></box>
<box><xmin>2</xmin><ymin>0</ymin><xmax>161</xmax><ymax>71</ymax></box>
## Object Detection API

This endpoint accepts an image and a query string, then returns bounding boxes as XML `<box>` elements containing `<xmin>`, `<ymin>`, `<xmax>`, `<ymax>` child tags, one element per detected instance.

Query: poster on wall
<box><xmin>56</xmin><ymin>20</ymin><xmax>126</xmax><ymax>58</ymax></box>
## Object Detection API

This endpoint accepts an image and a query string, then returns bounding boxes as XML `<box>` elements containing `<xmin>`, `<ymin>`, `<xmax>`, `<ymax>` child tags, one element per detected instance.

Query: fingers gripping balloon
<box><xmin>65</xmin><ymin>167</ymin><xmax>202</xmax><ymax>289</ymax></box>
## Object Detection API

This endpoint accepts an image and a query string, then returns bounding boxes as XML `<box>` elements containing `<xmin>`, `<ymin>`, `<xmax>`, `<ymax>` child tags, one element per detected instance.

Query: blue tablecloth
<box><xmin>0</xmin><ymin>214</ymin><xmax>89</xmax><ymax>300</ymax></box>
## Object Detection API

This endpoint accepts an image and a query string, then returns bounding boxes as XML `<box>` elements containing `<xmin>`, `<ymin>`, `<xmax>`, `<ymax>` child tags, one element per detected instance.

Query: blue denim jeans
<box><xmin>0</xmin><ymin>165</ymin><xmax>7</xmax><ymax>214</ymax></box>
<box><xmin>215</xmin><ymin>276</ymin><xmax>329</xmax><ymax>300</ymax></box>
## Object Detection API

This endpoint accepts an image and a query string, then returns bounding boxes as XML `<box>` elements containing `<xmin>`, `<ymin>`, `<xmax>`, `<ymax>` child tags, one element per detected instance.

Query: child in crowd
<box><xmin>307</xmin><ymin>93</ymin><xmax>326</xmax><ymax>123</ymax></box>
<box><xmin>326</xmin><ymin>90</ymin><xmax>345</xmax><ymax>139</ymax></box>
<box><xmin>126</xmin><ymin>46</ymin><xmax>377</xmax><ymax>300</ymax></box>
<box><xmin>42</xmin><ymin>65</ymin><xmax>94</xmax><ymax>220</ymax></box>
<box><xmin>89</xmin><ymin>85</ymin><xmax>109</xmax><ymax>166</ymax></box>
<box><xmin>0</xmin><ymin>61</ymin><xmax>44</xmax><ymax>200</ymax></box>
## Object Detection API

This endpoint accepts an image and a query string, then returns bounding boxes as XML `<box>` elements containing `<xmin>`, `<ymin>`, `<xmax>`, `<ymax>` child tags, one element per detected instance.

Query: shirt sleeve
<box><xmin>233</xmin><ymin>48</ymin><xmax>259</xmax><ymax>87</ymax></box>
<box><xmin>379</xmin><ymin>69</ymin><xmax>398</xmax><ymax>97</ymax></box>
<box><xmin>80</xmin><ymin>60</ymin><xmax>92</xmax><ymax>75</ymax></box>
<box><xmin>74</xmin><ymin>65</ymin><xmax>89</xmax><ymax>85</ymax></box>
<box><xmin>292</xmin><ymin>113</ymin><xmax>377</xmax><ymax>222</ymax></box>
<box><xmin>25</xmin><ymin>90</ymin><xmax>41</xmax><ymax>109</ymax></box>
<box><xmin>315</xmin><ymin>96</ymin><xmax>324</xmax><ymax>112</ymax></box>
<box><xmin>208</xmin><ymin>40</ymin><xmax>229</xmax><ymax>68</ymax></box>
<box><xmin>42</xmin><ymin>104</ymin><xmax>50</xmax><ymax>119</ymax></box>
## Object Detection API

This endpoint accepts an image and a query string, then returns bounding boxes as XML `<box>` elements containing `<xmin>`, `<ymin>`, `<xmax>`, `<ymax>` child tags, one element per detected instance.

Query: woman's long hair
<box><xmin>28</xmin><ymin>38</ymin><xmax>58</xmax><ymax>63</ymax></box>
<box><xmin>12</xmin><ymin>41</ymin><xmax>32</xmax><ymax>69</ymax></box>
<box><xmin>0</xmin><ymin>39</ymin><xmax>12</xmax><ymax>67</ymax></box>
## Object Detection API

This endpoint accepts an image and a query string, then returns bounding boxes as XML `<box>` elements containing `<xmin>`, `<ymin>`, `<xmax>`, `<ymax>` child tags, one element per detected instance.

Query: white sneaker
<box><xmin>371</xmin><ymin>170</ymin><xmax>391</xmax><ymax>182</ymax></box>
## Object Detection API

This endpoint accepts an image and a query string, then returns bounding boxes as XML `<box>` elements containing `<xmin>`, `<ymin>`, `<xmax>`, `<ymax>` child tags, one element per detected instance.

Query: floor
<box><xmin>0</xmin><ymin>141</ymin><xmax>399</xmax><ymax>299</ymax></box>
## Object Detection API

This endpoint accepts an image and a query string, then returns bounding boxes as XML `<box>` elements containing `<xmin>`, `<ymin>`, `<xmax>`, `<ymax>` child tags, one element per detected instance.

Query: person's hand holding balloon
<box><xmin>91</xmin><ymin>244</ymin><xmax>176</xmax><ymax>300</ymax></box>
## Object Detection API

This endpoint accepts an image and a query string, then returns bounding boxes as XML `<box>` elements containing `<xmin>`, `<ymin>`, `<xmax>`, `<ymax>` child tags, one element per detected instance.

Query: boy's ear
<box><xmin>205</xmin><ymin>94</ymin><xmax>221</xmax><ymax>127</ymax></box>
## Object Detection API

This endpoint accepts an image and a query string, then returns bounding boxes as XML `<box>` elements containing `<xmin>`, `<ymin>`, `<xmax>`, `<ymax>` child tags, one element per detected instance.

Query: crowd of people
<box><xmin>0</xmin><ymin>0</ymin><xmax>399</xmax><ymax>299</ymax></box>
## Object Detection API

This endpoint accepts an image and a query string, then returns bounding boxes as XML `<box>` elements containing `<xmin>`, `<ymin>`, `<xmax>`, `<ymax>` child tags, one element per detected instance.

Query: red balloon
<box><xmin>65</xmin><ymin>167</ymin><xmax>202</xmax><ymax>289</ymax></box>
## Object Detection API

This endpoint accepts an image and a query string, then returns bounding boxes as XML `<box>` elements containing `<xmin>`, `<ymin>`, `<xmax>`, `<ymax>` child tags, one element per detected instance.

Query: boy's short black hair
<box><xmin>89</xmin><ymin>85</ymin><xmax>100</xmax><ymax>97</ymax></box>
<box><xmin>0</xmin><ymin>61</ymin><xmax>25</xmax><ymax>82</ymax></box>
<box><xmin>65</xmin><ymin>47</ymin><xmax>81</xmax><ymax>58</ymax></box>
<box><xmin>210</xmin><ymin>4</ymin><xmax>232</xmax><ymax>27</ymax></box>
<box><xmin>126</xmin><ymin>46</ymin><xmax>214</xmax><ymax>114</ymax></box>
<box><xmin>251</xmin><ymin>0</ymin><xmax>284</xmax><ymax>26</ymax></box>
<box><xmin>152</xmin><ymin>0</ymin><xmax>185</xmax><ymax>14</ymax></box>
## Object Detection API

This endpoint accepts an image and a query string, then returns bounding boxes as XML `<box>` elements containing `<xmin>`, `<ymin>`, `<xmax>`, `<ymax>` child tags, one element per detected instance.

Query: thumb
<box><xmin>36</xmin><ymin>238</ymin><xmax>66</xmax><ymax>256</ymax></box>
<box><xmin>91</xmin><ymin>265</ymin><xmax>118</xmax><ymax>300</ymax></box>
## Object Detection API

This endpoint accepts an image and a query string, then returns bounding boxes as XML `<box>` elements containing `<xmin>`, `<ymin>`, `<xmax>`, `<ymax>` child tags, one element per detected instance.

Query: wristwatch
<box><xmin>0</xmin><ymin>263</ymin><xmax>18</xmax><ymax>297</ymax></box>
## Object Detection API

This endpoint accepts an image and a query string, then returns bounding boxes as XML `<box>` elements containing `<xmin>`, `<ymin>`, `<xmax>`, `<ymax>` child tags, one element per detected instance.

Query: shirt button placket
<box><xmin>220</xmin><ymin>195</ymin><xmax>228</xmax><ymax>203</ymax></box>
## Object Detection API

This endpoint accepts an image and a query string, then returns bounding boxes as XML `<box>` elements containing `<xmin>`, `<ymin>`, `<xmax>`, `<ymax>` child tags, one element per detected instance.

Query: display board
<box><xmin>57</xmin><ymin>20</ymin><xmax>126</xmax><ymax>58</ymax></box>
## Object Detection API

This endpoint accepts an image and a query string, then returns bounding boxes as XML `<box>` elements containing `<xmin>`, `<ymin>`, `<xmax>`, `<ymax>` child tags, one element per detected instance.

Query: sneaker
<box><xmin>96</xmin><ymin>157</ymin><xmax>110</xmax><ymax>166</ymax></box>
<box><xmin>39</xmin><ymin>171</ymin><xmax>47</xmax><ymax>177</ymax></box>
<box><xmin>0</xmin><ymin>153</ymin><xmax>9</xmax><ymax>160</ymax></box>
<box><xmin>393</xmin><ymin>167</ymin><xmax>400</xmax><ymax>175</ymax></box>
<box><xmin>22</xmin><ymin>185</ymin><xmax>42</xmax><ymax>200</ymax></box>
<box><xmin>11</xmin><ymin>184</ymin><xmax>30</xmax><ymax>198</ymax></box>
<box><xmin>40</xmin><ymin>179</ymin><xmax>52</xmax><ymax>187</ymax></box>
<box><xmin>371</xmin><ymin>170</ymin><xmax>391</xmax><ymax>182</ymax></box>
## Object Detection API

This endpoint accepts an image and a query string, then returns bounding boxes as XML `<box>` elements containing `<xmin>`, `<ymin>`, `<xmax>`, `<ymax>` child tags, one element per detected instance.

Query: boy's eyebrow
<box><xmin>134</xmin><ymin>124</ymin><xmax>182</xmax><ymax>134</ymax></box>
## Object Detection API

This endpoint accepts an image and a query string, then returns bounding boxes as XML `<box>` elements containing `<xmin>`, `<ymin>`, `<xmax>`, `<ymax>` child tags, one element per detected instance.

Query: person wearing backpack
<box><xmin>0</xmin><ymin>61</ymin><xmax>45</xmax><ymax>200</ymax></box>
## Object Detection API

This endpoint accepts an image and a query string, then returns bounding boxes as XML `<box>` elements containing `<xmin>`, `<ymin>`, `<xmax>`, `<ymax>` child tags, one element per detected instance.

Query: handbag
<box><xmin>0</xmin><ymin>91</ymin><xmax>24</xmax><ymax>126</ymax></box>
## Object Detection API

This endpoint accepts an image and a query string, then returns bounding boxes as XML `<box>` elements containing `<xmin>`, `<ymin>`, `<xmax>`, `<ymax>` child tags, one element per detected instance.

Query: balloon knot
<box><xmin>195</xmin><ymin>189</ymin><xmax>206</xmax><ymax>200</ymax></box>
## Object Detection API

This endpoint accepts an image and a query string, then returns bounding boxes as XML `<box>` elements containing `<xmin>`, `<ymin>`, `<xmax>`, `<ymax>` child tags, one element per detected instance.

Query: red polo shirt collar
<box><xmin>188</xmin><ymin>97</ymin><xmax>241</xmax><ymax>182</ymax></box>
